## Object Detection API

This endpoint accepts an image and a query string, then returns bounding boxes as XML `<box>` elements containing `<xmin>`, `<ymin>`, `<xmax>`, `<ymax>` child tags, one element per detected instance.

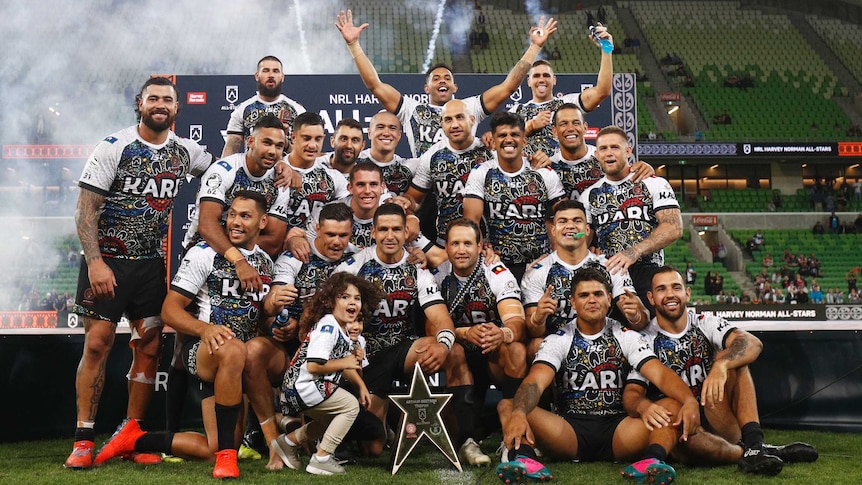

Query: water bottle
<box><xmin>271</xmin><ymin>309</ymin><xmax>289</xmax><ymax>336</ymax></box>
<box><xmin>589</xmin><ymin>26</ymin><xmax>614</xmax><ymax>54</ymax></box>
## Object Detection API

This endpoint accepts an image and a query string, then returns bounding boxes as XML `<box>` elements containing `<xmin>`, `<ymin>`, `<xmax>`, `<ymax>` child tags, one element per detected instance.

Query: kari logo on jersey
<box><xmin>187</xmin><ymin>92</ymin><xmax>207</xmax><ymax>105</ymax></box>
<box><xmin>225</xmin><ymin>86</ymin><xmax>239</xmax><ymax>104</ymax></box>
<box><xmin>189</xmin><ymin>125</ymin><xmax>203</xmax><ymax>142</ymax></box>
<box><xmin>597</xmin><ymin>206</ymin><xmax>651</xmax><ymax>224</ymax></box>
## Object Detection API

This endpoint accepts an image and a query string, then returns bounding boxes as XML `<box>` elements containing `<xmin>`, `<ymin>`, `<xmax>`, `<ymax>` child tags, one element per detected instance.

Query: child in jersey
<box><xmin>271</xmin><ymin>272</ymin><xmax>382</xmax><ymax>475</ymax></box>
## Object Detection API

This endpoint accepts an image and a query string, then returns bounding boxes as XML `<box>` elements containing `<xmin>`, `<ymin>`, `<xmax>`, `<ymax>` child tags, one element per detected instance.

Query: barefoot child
<box><xmin>271</xmin><ymin>272</ymin><xmax>382</xmax><ymax>475</ymax></box>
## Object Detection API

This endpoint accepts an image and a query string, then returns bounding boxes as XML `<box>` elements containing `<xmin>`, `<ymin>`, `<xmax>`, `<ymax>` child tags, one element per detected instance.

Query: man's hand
<box><xmin>235</xmin><ymin>259</ymin><xmax>263</xmax><ymax>293</ymax></box>
<box><xmin>201</xmin><ymin>324</ymin><xmax>235</xmax><ymax>355</ymax></box>
<box><xmin>619</xmin><ymin>289</ymin><xmax>646</xmax><ymax>328</ymax></box>
<box><xmin>480</xmin><ymin>130</ymin><xmax>494</xmax><ymax>149</ymax></box>
<box><xmin>701</xmin><ymin>362</ymin><xmax>729</xmax><ymax>409</ymax></box>
<box><xmin>528</xmin><ymin>150</ymin><xmax>552</xmax><ymax>169</ymax></box>
<box><xmin>406</xmin><ymin>245</ymin><xmax>428</xmax><ymax>267</ymax></box>
<box><xmin>358</xmin><ymin>387</ymin><xmax>372</xmax><ymax>409</ymax></box>
<box><xmin>478</xmin><ymin>323</ymin><xmax>505</xmax><ymax>354</ymax></box>
<box><xmin>639</xmin><ymin>402</ymin><xmax>673</xmax><ymax>431</ymax></box>
<box><xmin>606</xmin><ymin>247</ymin><xmax>639</xmax><ymax>274</ymax></box>
<box><xmin>589</xmin><ymin>22</ymin><xmax>614</xmax><ymax>49</ymax></box>
<box><xmin>529</xmin><ymin>16</ymin><xmax>558</xmax><ymax>48</ymax></box>
<box><xmin>274</xmin><ymin>161</ymin><xmax>300</xmax><ymax>189</ymax></box>
<box><xmin>534</xmin><ymin>285</ymin><xmax>558</xmax><ymax>325</ymax></box>
<box><xmin>503</xmin><ymin>412</ymin><xmax>534</xmax><ymax>451</ymax></box>
<box><xmin>335</xmin><ymin>9</ymin><xmax>368</xmax><ymax>45</ymax></box>
<box><xmin>270</xmin><ymin>284</ymin><xmax>299</xmax><ymax>309</ymax></box>
<box><xmin>630</xmin><ymin>160</ymin><xmax>655</xmax><ymax>184</ymax></box>
<box><xmin>285</xmin><ymin>232</ymin><xmax>311</xmax><ymax>264</ymax></box>
<box><xmin>530</xmin><ymin>111</ymin><xmax>552</xmax><ymax>133</ymax></box>
<box><xmin>482</xmin><ymin>243</ymin><xmax>501</xmax><ymax>265</ymax></box>
<box><xmin>674</xmin><ymin>398</ymin><xmax>701</xmax><ymax>442</ymax></box>
<box><xmin>271</xmin><ymin>318</ymin><xmax>298</xmax><ymax>343</ymax></box>
<box><xmin>415</xmin><ymin>341</ymin><xmax>448</xmax><ymax>374</ymax></box>
<box><xmin>87</xmin><ymin>258</ymin><xmax>117</xmax><ymax>299</ymax></box>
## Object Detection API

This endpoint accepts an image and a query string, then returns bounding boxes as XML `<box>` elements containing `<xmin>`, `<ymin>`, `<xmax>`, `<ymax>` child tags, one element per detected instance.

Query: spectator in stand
<box><xmin>848</xmin><ymin>288</ymin><xmax>861</xmax><ymax>304</ymax></box>
<box><xmin>855</xmin><ymin>214</ymin><xmax>862</xmax><ymax>233</ymax></box>
<box><xmin>846</xmin><ymin>268</ymin><xmax>859</xmax><ymax>292</ymax></box>
<box><xmin>808</xmin><ymin>254</ymin><xmax>821</xmax><ymax>277</ymax></box>
<box><xmin>703</xmin><ymin>271</ymin><xmax>713</xmax><ymax>295</ymax></box>
<box><xmin>760</xmin><ymin>283</ymin><xmax>776</xmax><ymax>304</ymax></box>
<box><xmin>825</xmin><ymin>288</ymin><xmax>837</xmax><ymax>304</ymax></box>
<box><xmin>744</xmin><ymin>237</ymin><xmax>757</xmax><ymax>256</ymax></box>
<box><xmin>830</xmin><ymin>212</ymin><xmax>840</xmax><ymax>233</ymax></box>
<box><xmin>810</xmin><ymin>282</ymin><xmax>823</xmax><ymax>304</ymax></box>
<box><xmin>685</xmin><ymin>262</ymin><xmax>697</xmax><ymax>286</ymax></box>
<box><xmin>551</xmin><ymin>46</ymin><xmax>562</xmax><ymax>60</ymax></box>
<box><xmin>774</xmin><ymin>289</ymin><xmax>786</xmax><ymax>304</ymax></box>
<box><xmin>762</xmin><ymin>253</ymin><xmax>774</xmax><ymax>270</ymax></box>
<box><xmin>854</xmin><ymin>180</ymin><xmax>862</xmax><ymax>202</ymax></box>
<box><xmin>812</xmin><ymin>221</ymin><xmax>825</xmax><ymax>235</ymax></box>
<box><xmin>715</xmin><ymin>242</ymin><xmax>727</xmax><ymax>264</ymax></box>
<box><xmin>714</xmin><ymin>273</ymin><xmax>724</xmax><ymax>295</ymax></box>
<box><xmin>740</xmin><ymin>292</ymin><xmax>752</xmax><ymax>304</ymax></box>
<box><xmin>479</xmin><ymin>28</ymin><xmax>490</xmax><ymax>49</ymax></box>
<box><xmin>715</xmin><ymin>290</ymin><xmax>727</xmax><ymax>303</ymax></box>
<box><xmin>794</xmin><ymin>273</ymin><xmax>807</xmax><ymax>291</ymax></box>
<box><xmin>752</xmin><ymin>230</ymin><xmax>764</xmax><ymax>250</ymax></box>
<box><xmin>797</xmin><ymin>254</ymin><xmax>810</xmax><ymax>277</ymax></box>
<box><xmin>836</xmin><ymin>289</ymin><xmax>846</xmax><ymax>303</ymax></box>
<box><xmin>727</xmin><ymin>291</ymin><xmax>740</xmax><ymax>304</ymax></box>
<box><xmin>771</xmin><ymin>191</ymin><xmax>782</xmax><ymax>210</ymax></box>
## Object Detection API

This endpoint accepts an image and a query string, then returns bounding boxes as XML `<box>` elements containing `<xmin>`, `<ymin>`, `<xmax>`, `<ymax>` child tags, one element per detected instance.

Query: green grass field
<box><xmin>2</xmin><ymin>428</ymin><xmax>859</xmax><ymax>484</ymax></box>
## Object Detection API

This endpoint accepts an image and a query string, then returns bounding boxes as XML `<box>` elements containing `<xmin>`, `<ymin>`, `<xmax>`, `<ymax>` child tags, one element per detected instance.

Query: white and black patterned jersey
<box><xmin>432</xmin><ymin>260</ymin><xmax>520</xmax><ymax>352</ymax></box>
<box><xmin>284</xmin><ymin>161</ymin><xmax>350</xmax><ymax>229</ymax></box>
<box><xmin>355</xmin><ymin>149</ymin><xmax>420</xmax><ymax>195</ymax></box>
<box><xmin>549</xmin><ymin>146</ymin><xmax>602</xmax><ymax>201</ymax></box>
<box><xmin>509</xmin><ymin>94</ymin><xmax>586</xmax><ymax>156</ymax></box>
<box><xmin>535</xmin><ymin>317</ymin><xmax>656</xmax><ymax>417</ymax></box>
<box><xmin>272</xmin><ymin>242</ymin><xmax>349</xmax><ymax>322</ymax></box>
<box><xmin>411</xmin><ymin>138</ymin><xmax>492</xmax><ymax>245</ymax></box>
<box><xmin>628</xmin><ymin>310</ymin><xmax>736</xmax><ymax>402</ymax></box>
<box><xmin>171</xmin><ymin>243</ymin><xmax>274</xmax><ymax>343</ymax></box>
<box><xmin>396</xmin><ymin>95</ymin><xmax>488</xmax><ymax>157</ymax></box>
<box><xmin>182</xmin><ymin>152</ymin><xmax>290</xmax><ymax>249</ymax></box>
<box><xmin>462</xmin><ymin>158</ymin><xmax>565</xmax><ymax>265</ymax></box>
<box><xmin>79</xmin><ymin>126</ymin><xmax>213</xmax><ymax>260</ymax></box>
<box><xmin>335</xmin><ymin>246</ymin><xmax>444</xmax><ymax>357</ymax></box>
<box><xmin>522</xmin><ymin>252</ymin><xmax>635</xmax><ymax>334</ymax></box>
<box><xmin>225</xmin><ymin>94</ymin><xmax>305</xmax><ymax>144</ymax></box>
<box><xmin>281</xmin><ymin>314</ymin><xmax>355</xmax><ymax>412</ymax></box>
<box><xmin>579</xmin><ymin>174</ymin><xmax>679</xmax><ymax>267</ymax></box>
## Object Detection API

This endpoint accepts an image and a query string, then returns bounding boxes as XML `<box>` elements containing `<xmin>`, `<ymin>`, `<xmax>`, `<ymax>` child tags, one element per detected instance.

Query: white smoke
<box><xmin>422</xmin><ymin>0</ymin><xmax>448</xmax><ymax>73</ymax></box>
<box><xmin>524</xmin><ymin>0</ymin><xmax>547</xmax><ymax>25</ymax></box>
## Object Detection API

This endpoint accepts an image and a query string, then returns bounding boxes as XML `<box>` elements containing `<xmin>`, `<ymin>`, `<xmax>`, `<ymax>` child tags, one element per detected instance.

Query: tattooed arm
<box><xmin>701</xmin><ymin>329</ymin><xmax>763</xmax><ymax>408</ymax></box>
<box><xmin>75</xmin><ymin>189</ymin><xmax>116</xmax><ymax>299</ymax></box>
<box><xmin>502</xmin><ymin>362</ymin><xmax>555</xmax><ymax>450</ymax></box>
<box><xmin>606</xmin><ymin>207</ymin><xmax>682</xmax><ymax>274</ymax></box>
<box><xmin>479</xmin><ymin>16</ymin><xmax>558</xmax><ymax>112</ymax></box>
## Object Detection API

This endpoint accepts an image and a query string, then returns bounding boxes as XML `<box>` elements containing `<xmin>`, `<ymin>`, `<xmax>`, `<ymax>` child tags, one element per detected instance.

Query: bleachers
<box><xmin>700</xmin><ymin>188</ymin><xmax>862</xmax><ymax>213</ymax></box>
<box><xmin>728</xmin><ymin>229</ymin><xmax>862</xmax><ymax>293</ymax></box>
<box><xmin>623</xmin><ymin>1</ymin><xmax>849</xmax><ymax>141</ymax></box>
<box><xmin>470</xmin><ymin>5</ymin><xmax>643</xmax><ymax>77</ymax></box>
<box><xmin>807</xmin><ymin>15</ymin><xmax>862</xmax><ymax>85</ymax></box>
<box><xmin>663</xmin><ymin>230</ymin><xmax>741</xmax><ymax>304</ymax></box>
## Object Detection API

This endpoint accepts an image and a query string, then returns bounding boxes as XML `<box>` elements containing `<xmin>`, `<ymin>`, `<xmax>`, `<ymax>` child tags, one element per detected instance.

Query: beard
<box><xmin>654</xmin><ymin>299</ymin><xmax>686</xmax><ymax>321</ymax></box>
<box><xmin>140</xmin><ymin>109</ymin><xmax>175</xmax><ymax>132</ymax></box>
<box><xmin>258</xmin><ymin>80</ymin><xmax>282</xmax><ymax>98</ymax></box>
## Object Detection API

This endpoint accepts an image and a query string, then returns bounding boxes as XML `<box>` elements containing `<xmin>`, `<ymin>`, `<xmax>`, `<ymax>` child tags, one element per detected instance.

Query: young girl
<box><xmin>271</xmin><ymin>272</ymin><xmax>382</xmax><ymax>475</ymax></box>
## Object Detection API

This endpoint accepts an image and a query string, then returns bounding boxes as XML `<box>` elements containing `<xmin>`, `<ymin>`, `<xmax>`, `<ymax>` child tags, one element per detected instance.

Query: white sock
<box><xmin>315</xmin><ymin>453</ymin><xmax>330</xmax><ymax>462</ymax></box>
<box><xmin>283</xmin><ymin>435</ymin><xmax>298</xmax><ymax>447</ymax></box>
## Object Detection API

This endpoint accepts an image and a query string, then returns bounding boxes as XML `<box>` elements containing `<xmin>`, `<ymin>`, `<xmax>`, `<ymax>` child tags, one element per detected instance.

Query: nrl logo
<box><xmin>226</xmin><ymin>85</ymin><xmax>239</xmax><ymax>104</ymax></box>
<box><xmin>189</xmin><ymin>125</ymin><xmax>203</xmax><ymax>142</ymax></box>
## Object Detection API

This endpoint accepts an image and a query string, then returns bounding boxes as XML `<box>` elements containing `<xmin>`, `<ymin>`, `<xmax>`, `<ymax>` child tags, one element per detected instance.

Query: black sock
<box><xmin>74</xmin><ymin>427</ymin><xmax>96</xmax><ymax>443</ymax></box>
<box><xmin>499</xmin><ymin>376</ymin><xmax>523</xmax><ymax>400</ymax></box>
<box><xmin>165</xmin><ymin>365</ymin><xmax>188</xmax><ymax>433</ymax></box>
<box><xmin>642</xmin><ymin>443</ymin><xmax>669</xmax><ymax>462</ymax></box>
<box><xmin>135</xmin><ymin>431</ymin><xmax>175</xmax><ymax>454</ymax></box>
<box><xmin>448</xmin><ymin>386</ymin><xmax>475</xmax><ymax>445</ymax></box>
<box><xmin>512</xmin><ymin>444</ymin><xmax>538</xmax><ymax>460</ymax></box>
<box><xmin>741</xmin><ymin>421</ymin><xmax>764</xmax><ymax>450</ymax></box>
<box><xmin>215</xmin><ymin>402</ymin><xmax>242</xmax><ymax>451</ymax></box>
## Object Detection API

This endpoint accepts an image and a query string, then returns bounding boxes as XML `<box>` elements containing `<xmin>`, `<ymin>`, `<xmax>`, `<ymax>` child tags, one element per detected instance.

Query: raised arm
<box><xmin>480</xmin><ymin>16</ymin><xmax>558</xmax><ymax>112</ymax></box>
<box><xmin>336</xmin><ymin>9</ymin><xmax>403</xmax><ymax>113</ymax></box>
<box><xmin>579</xmin><ymin>23</ymin><xmax>614</xmax><ymax>111</ymax></box>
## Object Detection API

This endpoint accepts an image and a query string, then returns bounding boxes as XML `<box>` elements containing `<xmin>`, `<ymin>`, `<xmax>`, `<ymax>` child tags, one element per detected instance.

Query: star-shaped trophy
<box><xmin>389</xmin><ymin>362</ymin><xmax>462</xmax><ymax>474</ymax></box>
